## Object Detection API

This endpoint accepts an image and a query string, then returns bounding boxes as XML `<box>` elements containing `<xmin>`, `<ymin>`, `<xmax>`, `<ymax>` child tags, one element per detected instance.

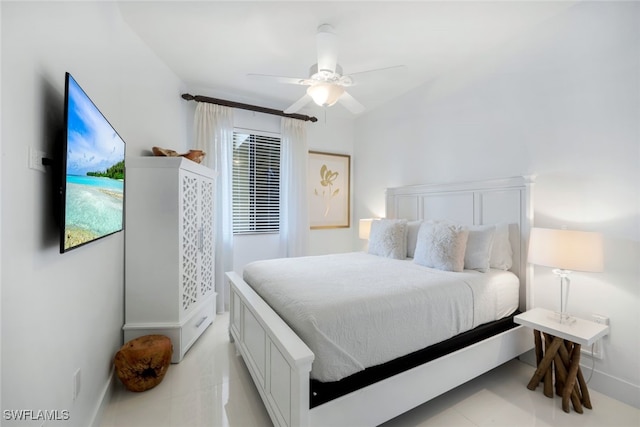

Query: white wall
<box><xmin>307</xmin><ymin>114</ymin><xmax>357</xmax><ymax>255</ymax></box>
<box><xmin>354</xmin><ymin>2</ymin><xmax>639</xmax><ymax>408</ymax></box>
<box><xmin>1</xmin><ymin>2</ymin><xmax>187</xmax><ymax>426</ymax></box>
<box><xmin>0</xmin><ymin>1</ymin><xmax>3</xmax><ymax>416</ymax></box>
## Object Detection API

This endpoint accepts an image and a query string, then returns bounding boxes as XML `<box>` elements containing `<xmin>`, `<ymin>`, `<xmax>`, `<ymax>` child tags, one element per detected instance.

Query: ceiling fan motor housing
<box><xmin>309</xmin><ymin>63</ymin><xmax>343</xmax><ymax>82</ymax></box>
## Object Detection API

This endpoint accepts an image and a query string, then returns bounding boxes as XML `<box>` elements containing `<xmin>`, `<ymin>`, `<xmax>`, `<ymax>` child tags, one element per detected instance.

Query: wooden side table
<box><xmin>514</xmin><ymin>308</ymin><xmax>609</xmax><ymax>413</ymax></box>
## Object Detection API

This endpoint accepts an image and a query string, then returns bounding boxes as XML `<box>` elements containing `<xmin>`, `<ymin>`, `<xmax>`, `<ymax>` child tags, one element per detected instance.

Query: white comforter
<box><xmin>242</xmin><ymin>252</ymin><xmax>519</xmax><ymax>382</ymax></box>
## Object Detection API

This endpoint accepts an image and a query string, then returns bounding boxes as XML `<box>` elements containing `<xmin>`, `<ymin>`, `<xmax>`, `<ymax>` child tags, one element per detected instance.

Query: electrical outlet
<box><xmin>585</xmin><ymin>340</ymin><xmax>603</xmax><ymax>360</ymax></box>
<box><xmin>592</xmin><ymin>314</ymin><xmax>610</xmax><ymax>326</ymax></box>
<box><xmin>73</xmin><ymin>369</ymin><xmax>81</xmax><ymax>401</ymax></box>
<box><xmin>582</xmin><ymin>314</ymin><xmax>609</xmax><ymax>360</ymax></box>
<box><xmin>28</xmin><ymin>146</ymin><xmax>47</xmax><ymax>173</ymax></box>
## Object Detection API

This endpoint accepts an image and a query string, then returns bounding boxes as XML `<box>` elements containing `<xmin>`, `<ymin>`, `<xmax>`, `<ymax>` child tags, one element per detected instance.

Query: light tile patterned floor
<box><xmin>100</xmin><ymin>313</ymin><xmax>639</xmax><ymax>427</ymax></box>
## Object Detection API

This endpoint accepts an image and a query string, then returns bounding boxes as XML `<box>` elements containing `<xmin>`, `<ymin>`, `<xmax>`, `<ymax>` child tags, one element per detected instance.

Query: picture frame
<box><xmin>308</xmin><ymin>151</ymin><xmax>350</xmax><ymax>229</ymax></box>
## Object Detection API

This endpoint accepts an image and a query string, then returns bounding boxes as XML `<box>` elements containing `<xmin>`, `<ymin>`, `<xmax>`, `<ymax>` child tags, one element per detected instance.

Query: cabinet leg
<box><xmin>543</xmin><ymin>368</ymin><xmax>554</xmax><ymax>398</ymax></box>
<box><xmin>534</xmin><ymin>330</ymin><xmax>543</xmax><ymax>366</ymax></box>
<box><xmin>562</xmin><ymin>344</ymin><xmax>582</xmax><ymax>413</ymax></box>
<box><xmin>528</xmin><ymin>336</ymin><xmax>562</xmax><ymax>390</ymax></box>
<box><xmin>526</xmin><ymin>329</ymin><xmax>593</xmax><ymax>414</ymax></box>
<box><xmin>539</xmin><ymin>331</ymin><xmax>552</xmax><ymax>396</ymax></box>
<box><xmin>543</xmin><ymin>334</ymin><xmax>561</xmax><ymax>397</ymax></box>
<box><xmin>553</xmin><ymin>352</ymin><xmax>583</xmax><ymax>413</ymax></box>
<box><xmin>577</xmin><ymin>368</ymin><xmax>592</xmax><ymax>409</ymax></box>
<box><xmin>557</xmin><ymin>339</ymin><xmax>592</xmax><ymax>409</ymax></box>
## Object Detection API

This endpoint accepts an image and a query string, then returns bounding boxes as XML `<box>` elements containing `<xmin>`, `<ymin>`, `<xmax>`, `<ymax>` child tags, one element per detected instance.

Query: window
<box><xmin>232</xmin><ymin>130</ymin><xmax>281</xmax><ymax>234</ymax></box>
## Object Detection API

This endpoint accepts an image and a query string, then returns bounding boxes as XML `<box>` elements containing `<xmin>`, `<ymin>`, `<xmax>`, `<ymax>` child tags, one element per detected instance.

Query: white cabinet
<box><xmin>123</xmin><ymin>157</ymin><xmax>216</xmax><ymax>363</ymax></box>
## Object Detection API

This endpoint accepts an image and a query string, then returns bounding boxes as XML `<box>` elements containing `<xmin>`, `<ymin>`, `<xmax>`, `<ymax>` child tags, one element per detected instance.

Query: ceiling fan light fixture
<box><xmin>307</xmin><ymin>83</ymin><xmax>344</xmax><ymax>107</ymax></box>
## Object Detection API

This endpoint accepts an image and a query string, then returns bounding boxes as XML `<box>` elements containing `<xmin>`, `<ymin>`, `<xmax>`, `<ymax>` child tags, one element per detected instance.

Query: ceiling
<box><xmin>118</xmin><ymin>1</ymin><xmax>577</xmax><ymax>118</ymax></box>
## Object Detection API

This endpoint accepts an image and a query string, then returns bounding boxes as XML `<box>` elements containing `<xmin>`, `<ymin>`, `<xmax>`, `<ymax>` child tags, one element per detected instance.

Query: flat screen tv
<box><xmin>60</xmin><ymin>72</ymin><xmax>125</xmax><ymax>253</ymax></box>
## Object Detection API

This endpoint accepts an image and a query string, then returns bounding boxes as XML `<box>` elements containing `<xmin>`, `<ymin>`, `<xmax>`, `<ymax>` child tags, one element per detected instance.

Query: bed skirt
<box><xmin>310</xmin><ymin>312</ymin><xmax>520</xmax><ymax>408</ymax></box>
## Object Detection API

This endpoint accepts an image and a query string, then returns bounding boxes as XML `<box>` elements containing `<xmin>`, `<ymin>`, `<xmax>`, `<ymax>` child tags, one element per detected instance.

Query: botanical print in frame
<box><xmin>308</xmin><ymin>151</ymin><xmax>350</xmax><ymax>229</ymax></box>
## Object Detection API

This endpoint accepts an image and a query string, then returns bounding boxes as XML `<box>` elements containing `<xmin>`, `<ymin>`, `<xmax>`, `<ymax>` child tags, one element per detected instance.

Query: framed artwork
<box><xmin>308</xmin><ymin>151</ymin><xmax>350</xmax><ymax>229</ymax></box>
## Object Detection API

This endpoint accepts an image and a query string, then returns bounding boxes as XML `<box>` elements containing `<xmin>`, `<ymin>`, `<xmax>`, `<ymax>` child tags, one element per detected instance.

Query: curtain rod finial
<box><xmin>181</xmin><ymin>93</ymin><xmax>195</xmax><ymax>101</ymax></box>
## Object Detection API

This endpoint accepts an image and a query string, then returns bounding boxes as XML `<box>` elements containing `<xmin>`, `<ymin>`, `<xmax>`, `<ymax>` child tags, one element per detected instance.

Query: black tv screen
<box><xmin>60</xmin><ymin>73</ymin><xmax>125</xmax><ymax>253</ymax></box>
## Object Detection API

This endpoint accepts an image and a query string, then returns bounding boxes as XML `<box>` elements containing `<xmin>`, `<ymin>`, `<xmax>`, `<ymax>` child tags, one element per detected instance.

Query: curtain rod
<box><xmin>181</xmin><ymin>93</ymin><xmax>318</xmax><ymax>123</ymax></box>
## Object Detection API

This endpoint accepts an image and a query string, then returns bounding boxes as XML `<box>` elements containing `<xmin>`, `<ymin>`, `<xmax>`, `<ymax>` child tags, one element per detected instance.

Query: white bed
<box><xmin>243</xmin><ymin>252</ymin><xmax>519</xmax><ymax>382</ymax></box>
<box><xmin>227</xmin><ymin>176</ymin><xmax>534</xmax><ymax>427</ymax></box>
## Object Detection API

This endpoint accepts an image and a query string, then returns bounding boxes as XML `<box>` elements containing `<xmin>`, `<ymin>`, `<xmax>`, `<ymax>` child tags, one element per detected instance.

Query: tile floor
<box><xmin>100</xmin><ymin>313</ymin><xmax>639</xmax><ymax>427</ymax></box>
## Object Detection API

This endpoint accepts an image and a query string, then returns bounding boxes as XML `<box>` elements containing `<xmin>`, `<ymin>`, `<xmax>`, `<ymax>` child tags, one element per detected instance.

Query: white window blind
<box><xmin>232</xmin><ymin>130</ymin><xmax>281</xmax><ymax>234</ymax></box>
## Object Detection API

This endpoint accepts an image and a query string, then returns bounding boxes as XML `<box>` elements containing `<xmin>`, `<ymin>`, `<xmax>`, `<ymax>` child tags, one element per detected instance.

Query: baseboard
<box><xmin>518</xmin><ymin>348</ymin><xmax>536</xmax><ymax>367</ymax></box>
<box><xmin>582</xmin><ymin>364</ymin><xmax>640</xmax><ymax>409</ymax></box>
<box><xmin>90</xmin><ymin>367</ymin><xmax>115</xmax><ymax>427</ymax></box>
<box><xmin>519</xmin><ymin>349</ymin><xmax>639</xmax><ymax>409</ymax></box>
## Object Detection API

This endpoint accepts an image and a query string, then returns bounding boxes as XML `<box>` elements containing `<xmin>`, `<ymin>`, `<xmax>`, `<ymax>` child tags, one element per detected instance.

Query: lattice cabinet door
<box><xmin>179</xmin><ymin>168</ymin><xmax>216</xmax><ymax>316</ymax></box>
<box><xmin>180</xmin><ymin>169</ymin><xmax>201</xmax><ymax>315</ymax></box>
<box><xmin>198</xmin><ymin>177</ymin><xmax>215</xmax><ymax>300</ymax></box>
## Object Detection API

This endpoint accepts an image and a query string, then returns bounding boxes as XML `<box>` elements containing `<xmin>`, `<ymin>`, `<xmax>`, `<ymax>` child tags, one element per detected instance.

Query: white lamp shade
<box><xmin>307</xmin><ymin>83</ymin><xmax>344</xmax><ymax>107</ymax></box>
<box><xmin>359</xmin><ymin>219</ymin><xmax>374</xmax><ymax>240</ymax></box>
<box><xmin>528</xmin><ymin>227</ymin><xmax>604</xmax><ymax>272</ymax></box>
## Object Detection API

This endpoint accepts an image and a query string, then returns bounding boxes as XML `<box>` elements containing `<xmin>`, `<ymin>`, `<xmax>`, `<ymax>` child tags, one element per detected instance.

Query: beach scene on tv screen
<box><xmin>64</xmin><ymin>76</ymin><xmax>125</xmax><ymax>250</ymax></box>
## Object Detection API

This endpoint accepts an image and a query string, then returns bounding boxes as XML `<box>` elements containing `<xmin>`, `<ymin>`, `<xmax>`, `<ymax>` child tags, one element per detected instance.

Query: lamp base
<box><xmin>548</xmin><ymin>311</ymin><xmax>576</xmax><ymax>325</ymax></box>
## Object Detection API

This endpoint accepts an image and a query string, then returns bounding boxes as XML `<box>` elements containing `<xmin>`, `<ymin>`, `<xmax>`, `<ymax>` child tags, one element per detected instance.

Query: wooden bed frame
<box><xmin>227</xmin><ymin>176</ymin><xmax>534</xmax><ymax>427</ymax></box>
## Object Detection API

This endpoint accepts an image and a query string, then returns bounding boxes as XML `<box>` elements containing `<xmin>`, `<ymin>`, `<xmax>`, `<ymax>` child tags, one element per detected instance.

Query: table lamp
<box><xmin>528</xmin><ymin>227</ymin><xmax>604</xmax><ymax>324</ymax></box>
<box><xmin>359</xmin><ymin>219</ymin><xmax>374</xmax><ymax>240</ymax></box>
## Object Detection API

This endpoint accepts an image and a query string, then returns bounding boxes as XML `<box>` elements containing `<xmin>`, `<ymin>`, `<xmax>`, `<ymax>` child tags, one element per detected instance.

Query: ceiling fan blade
<box><xmin>338</xmin><ymin>91</ymin><xmax>365</xmax><ymax>114</ymax></box>
<box><xmin>347</xmin><ymin>65</ymin><xmax>408</xmax><ymax>85</ymax></box>
<box><xmin>284</xmin><ymin>94</ymin><xmax>312</xmax><ymax>114</ymax></box>
<box><xmin>316</xmin><ymin>24</ymin><xmax>338</xmax><ymax>74</ymax></box>
<box><xmin>247</xmin><ymin>73</ymin><xmax>309</xmax><ymax>85</ymax></box>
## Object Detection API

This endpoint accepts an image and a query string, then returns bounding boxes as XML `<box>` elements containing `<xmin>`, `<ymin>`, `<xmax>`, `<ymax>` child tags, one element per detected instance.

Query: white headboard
<box><xmin>385</xmin><ymin>176</ymin><xmax>534</xmax><ymax>311</ymax></box>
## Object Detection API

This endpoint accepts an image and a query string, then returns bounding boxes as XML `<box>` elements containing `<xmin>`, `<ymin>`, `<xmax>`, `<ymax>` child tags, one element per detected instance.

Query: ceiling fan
<box><xmin>249</xmin><ymin>24</ymin><xmax>407</xmax><ymax>115</ymax></box>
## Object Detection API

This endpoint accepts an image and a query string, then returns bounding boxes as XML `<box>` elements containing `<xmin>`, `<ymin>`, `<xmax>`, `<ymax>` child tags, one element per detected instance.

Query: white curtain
<box><xmin>280</xmin><ymin>118</ymin><xmax>309</xmax><ymax>257</ymax></box>
<box><xmin>194</xmin><ymin>103</ymin><xmax>234</xmax><ymax>313</ymax></box>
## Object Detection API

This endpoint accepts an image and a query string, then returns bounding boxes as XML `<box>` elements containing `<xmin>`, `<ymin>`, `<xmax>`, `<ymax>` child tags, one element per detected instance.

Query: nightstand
<box><xmin>514</xmin><ymin>307</ymin><xmax>610</xmax><ymax>414</ymax></box>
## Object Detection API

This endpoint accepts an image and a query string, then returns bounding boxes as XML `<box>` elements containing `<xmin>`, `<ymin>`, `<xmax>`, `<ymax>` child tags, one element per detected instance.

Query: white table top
<box><xmin>514</xmin><ymin>308</ymin><xmax>610</xmax><ymax>347</ymax></box>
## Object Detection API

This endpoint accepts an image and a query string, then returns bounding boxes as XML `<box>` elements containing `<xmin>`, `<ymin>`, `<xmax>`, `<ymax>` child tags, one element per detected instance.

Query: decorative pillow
<box><xmin>406</xmin><ymin>220</ymin><xmax>423</xmax><ymax>258</ymax></box>
<box><xmin>464</xmin><ymin>225</ymin><xmax>496</xmax><ymax>272</ymax></box>
<box><xmin>490</xmin><ymin>223</ymin><xmax>513</xmax><ymax>270</ymax></box>
<box><xmin>413</xmin><ymin>222</ymin><xmax>469</xmax><ymax>272</ymax></box>
<box><xmin>368</xmin><ymin>219</ymin><xmax>408</xmax><ymax>259</ymax></box>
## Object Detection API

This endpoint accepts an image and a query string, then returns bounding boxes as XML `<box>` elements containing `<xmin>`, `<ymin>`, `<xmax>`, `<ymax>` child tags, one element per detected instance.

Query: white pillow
<box><xmin>464</xmin><ymin>225</ymin><xmax>496</xmax><ymax>273</ymax></box>
<box><xmin>490</xmin><ymin>223</ymin><xmax>513</xmax><ymax>270</ymax></box>
<box><xmin>406</xmin><ymin>220</ymin><xmax>423</xmax><ymax>258</ymax></box>
<box><xmin>368</xmin><ymin>219</ymin><xmax>408</xmax><ymax>259</ymax></box>
<box><xmin>413</xmin><ymin>222</ymin><xmax>469</xmax><ymax>272</ymax></box>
